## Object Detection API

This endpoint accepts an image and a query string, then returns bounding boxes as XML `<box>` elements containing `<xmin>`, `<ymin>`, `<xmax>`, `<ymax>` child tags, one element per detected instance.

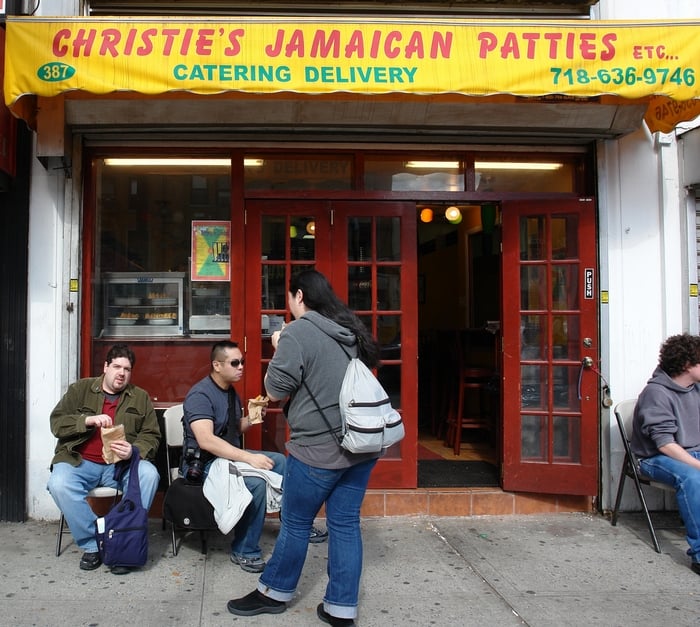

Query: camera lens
<box><xmin>185</xmin><ymin>457</ymin><xmax>204</xmax><ymax>483</ymax></box>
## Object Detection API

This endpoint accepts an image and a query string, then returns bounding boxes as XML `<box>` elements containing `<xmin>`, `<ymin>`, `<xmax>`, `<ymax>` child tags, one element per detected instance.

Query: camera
<box><xmin>184</xmin><ymin>447</ymin><xmax>205</xmax><ymax>484</ymax></box>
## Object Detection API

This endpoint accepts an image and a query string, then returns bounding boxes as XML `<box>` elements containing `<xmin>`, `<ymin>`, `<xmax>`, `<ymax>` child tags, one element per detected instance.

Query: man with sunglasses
<box><xmin>182</xmin><ymin>340</ymin><xmax>287</xmax><ymax>573</ymax></box>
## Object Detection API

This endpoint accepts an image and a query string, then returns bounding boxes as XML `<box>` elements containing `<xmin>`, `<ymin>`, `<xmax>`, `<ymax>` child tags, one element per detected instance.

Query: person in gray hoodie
<box><xmin>228</xmin><ymin>270</ymin><xmax>382</xmax><ymax>626</ymax></box>
<box><xmin>631</xmin><ymin>333</ymin><xmax>700</xmax><ymax>575</ymax></box>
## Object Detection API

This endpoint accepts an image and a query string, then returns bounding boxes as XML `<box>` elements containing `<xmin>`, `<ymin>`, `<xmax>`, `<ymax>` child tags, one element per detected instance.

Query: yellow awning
<box><xmin>4</xmin><ymin>16</ymin><xmax>700</xmax><ymax>133</ymax></box>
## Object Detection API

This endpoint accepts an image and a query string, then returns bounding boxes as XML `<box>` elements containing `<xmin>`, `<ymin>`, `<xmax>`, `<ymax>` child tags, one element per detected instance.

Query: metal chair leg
<box><xmin>171</xmin><ymin>522</ymin><xmax>178</xmax><ymax>557</ymax></box>
<box><xmin>55</xmin><ymin>514</ymin><xmax>65</xmax><ymax>557</ymax></box>
<box><xmin>630</xmin><ymin>469</ymin><xmax>662</xmax><ymax>553</ymax></box>
<box><xmin>611</xmin><ymin>462</ymin><xmax>627</xmax><ymax>527</ymax></box>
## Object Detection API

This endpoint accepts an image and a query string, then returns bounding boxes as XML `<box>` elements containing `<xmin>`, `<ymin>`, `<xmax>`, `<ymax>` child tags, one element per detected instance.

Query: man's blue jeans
<box><xmin>639</xmin><ymin>451</ymin><xmax>700</xmax><ymax>561</ymax></box>
<box><xmin>48</xmin><ymin>458</ymin><xmax>160</xmax><ymax>553</ymax></box>
<box><xmin>258</xmin><ymin>454</ymin><xmax>377</xmax><ymax>620</ymax></box>
<box><xmin>225</xmin><ymin>451</ymin><xmax>286</xmax><ymax>560</ymax></box>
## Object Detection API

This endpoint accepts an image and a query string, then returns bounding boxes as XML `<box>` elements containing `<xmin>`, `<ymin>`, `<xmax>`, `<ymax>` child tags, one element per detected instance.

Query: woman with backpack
<box><xmin>227</xmin><ymin>269</ymin><xmax>382</xmax><ymax>627</ymax></box>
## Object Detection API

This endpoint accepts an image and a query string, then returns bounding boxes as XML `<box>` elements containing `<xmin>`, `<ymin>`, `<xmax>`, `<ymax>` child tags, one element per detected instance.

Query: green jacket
<box><xmin>50</xmin><ymin>375</ymin><xmax>161</xmax><ymax>467</ymax></box>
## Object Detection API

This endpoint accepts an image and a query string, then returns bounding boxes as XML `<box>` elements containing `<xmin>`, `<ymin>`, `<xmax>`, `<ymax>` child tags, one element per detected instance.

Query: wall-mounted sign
<box><xmin>4</xmin><ymin>17</ymin><xmax>700</xmax><ymax>109</ymax></box>
<box><xmin>191</xmin><ymin>220</ymin><xmax>230</xmax><ymax>282</ymax></box>
<box><xmin>584</xmin><ymin>268</ymin><xmax>594</xmax><ymax>300</ymax></box>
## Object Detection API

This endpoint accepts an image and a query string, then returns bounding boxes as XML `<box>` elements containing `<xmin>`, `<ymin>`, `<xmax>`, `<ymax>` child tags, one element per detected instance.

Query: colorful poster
<box><xmin>191</xmin><ymin>220</ymin><xmax>230</xmax><ymax>282</ymax></box>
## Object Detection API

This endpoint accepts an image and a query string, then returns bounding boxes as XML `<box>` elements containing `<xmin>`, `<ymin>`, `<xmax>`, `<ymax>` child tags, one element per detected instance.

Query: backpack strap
<box><xmin>113</xmin><ymin>446</ymin><xmax>143</xmax><ymax>509</ymax></box>
<box><xmin>299</xmin><ymin>366</ymin><xmax>344</xmax><ymax>446</ymax></box>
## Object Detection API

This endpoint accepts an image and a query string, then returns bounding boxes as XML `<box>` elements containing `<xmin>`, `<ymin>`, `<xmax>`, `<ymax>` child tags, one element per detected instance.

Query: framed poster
<box><xmin>191</xmin><ymin>220</ymin><xmax>231</xmax><ymax>281</ymax></box>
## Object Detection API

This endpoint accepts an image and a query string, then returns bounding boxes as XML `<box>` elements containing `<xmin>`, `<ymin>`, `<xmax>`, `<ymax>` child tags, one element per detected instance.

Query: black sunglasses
<box><xmin>221</xmin><ymin>358</ymin><xmax>245</xmax><ymax>368</ymax></box>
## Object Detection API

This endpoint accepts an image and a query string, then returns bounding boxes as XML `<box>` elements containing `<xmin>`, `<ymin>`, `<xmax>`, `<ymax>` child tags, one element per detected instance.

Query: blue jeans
<box><xmin>258</xmin><ymin>454</ymin><xmax>377</xmax><ymax>620</ymax></box>
<box><xmin>231</xmin><ymin>452</ymin><xmax>286</xmax><ymax>559</ymax></box>
<box><xmin>640</xmin><ymin>451</ymin><xmax>700</xmax><ymax>561</ymax></box>
<box><xmin>47</xmin><ymin>458</ymin><xmax>160</xmax><ymax>553</ymax></box>
<box><xmin>184</xmin><ymin>451</ymin><xmax>287</xmax><ymax>559</ymax></box>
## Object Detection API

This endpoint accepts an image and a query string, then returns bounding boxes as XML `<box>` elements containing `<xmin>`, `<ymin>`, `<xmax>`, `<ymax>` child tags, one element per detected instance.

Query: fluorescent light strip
<box><xmin>475</xmin><ymin>161</ymin><xmax>563</xmax><ymax>171</ymax></box>
<box><xmin>406</xmin><ymin>160</ymin><xmax>563</xmax><ymax>171</ymax></box>
<box><xmin>103</xmin><ymin>158</ymin><xmax>264</xmax><ymax>167</ymax></box>
<box><xmin>405</xmin><ymin>161</ymin><xmax>460</xmax><ymax>169</ymax></box>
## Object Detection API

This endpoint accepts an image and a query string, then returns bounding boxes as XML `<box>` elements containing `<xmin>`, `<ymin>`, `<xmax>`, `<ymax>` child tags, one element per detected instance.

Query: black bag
<box><xmin>95</xmin><ymin>448</ymin><xmax>149</xmax><ymax>568</ymax></box>
<box><xmin>163</xmin><ymin>477</ymin><xmax>216</xmax><ymax>530</ymax></box>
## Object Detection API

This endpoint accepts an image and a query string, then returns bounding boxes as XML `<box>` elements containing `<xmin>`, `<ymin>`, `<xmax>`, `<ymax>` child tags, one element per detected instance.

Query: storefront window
<box><xmin>93</xmin><ymin>158</ymin><xmax>232</xmax><ymax>340</ymax></box>
<box><xmin>244</xmin><ymin>155</ymin><xmax>353</xmax><ymax>190</ymax></box>
<box><xmin>364</xmin><ymin>158</ymin><xmax>464</xmax><ymax>191</ymax></box>
<box><xmin>476</xmin><ymin>158</ymin><xmax>574</xmax><ymax>193</ymax></box>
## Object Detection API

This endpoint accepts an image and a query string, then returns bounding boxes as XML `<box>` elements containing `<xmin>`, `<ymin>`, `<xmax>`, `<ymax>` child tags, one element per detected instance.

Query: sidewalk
<box><xmin>0</xmin><ymin>511</ymin><xmax>697</xmax><ymax>626</ymax></box>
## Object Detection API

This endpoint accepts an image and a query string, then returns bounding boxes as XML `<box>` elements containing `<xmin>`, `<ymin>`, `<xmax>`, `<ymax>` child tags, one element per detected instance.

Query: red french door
<box><xmin>501</xmin><ymin>199</ymin><xmax>599</xmax><ymax>495</ymax></box>
<box><xmin>245</xmin><ymin>200</ymin><xmax>417</xmax><ymax>488</ymax></box>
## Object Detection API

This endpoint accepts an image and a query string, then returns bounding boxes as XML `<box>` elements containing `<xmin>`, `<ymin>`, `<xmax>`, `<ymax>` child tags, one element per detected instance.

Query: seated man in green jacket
<box><xmin>48</xmin><ymin>343</ymin><xmax>161</xmax><ymax>574</ymax></box>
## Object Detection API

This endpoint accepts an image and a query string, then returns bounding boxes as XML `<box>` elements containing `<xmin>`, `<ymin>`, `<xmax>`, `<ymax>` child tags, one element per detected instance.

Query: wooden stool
<box><xmin>445</xmin><ymin>367</ymin><xmax>493</xmax><ymax>456</ymax></box>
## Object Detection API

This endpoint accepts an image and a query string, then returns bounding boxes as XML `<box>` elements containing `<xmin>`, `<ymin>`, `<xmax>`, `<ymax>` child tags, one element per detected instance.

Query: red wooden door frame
<box><xmin>501</xmin><ymin>198</ymin><xmax>599</xmax><ymax>495</ymax></box>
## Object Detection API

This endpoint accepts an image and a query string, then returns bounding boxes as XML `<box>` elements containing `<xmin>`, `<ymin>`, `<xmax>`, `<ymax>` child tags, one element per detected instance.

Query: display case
<box><xmin>102</xmin><ymin>272</ymin><xmax>185</xmax><ymax>337</ymax></box>
<box><xmin>189</xmin><ymin>281</ymin><xmax>230</xmax><ymax>334</ymax></box>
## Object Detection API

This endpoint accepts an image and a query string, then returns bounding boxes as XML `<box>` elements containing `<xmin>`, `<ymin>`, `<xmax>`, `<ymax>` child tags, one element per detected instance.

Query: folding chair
<box><xmin>161</xmin><ymin>404</ymin><xmax>217</xmax><ymax>556</ymax></box>
<box><xmin>611</xmin><ymin>398</ymin><xmax>677</xmax><ymax>553</ymax></box>
<box><xmin>55</xmin><ymin>486</ymin><xmax>122</xmax><ymax>556</ymax></box>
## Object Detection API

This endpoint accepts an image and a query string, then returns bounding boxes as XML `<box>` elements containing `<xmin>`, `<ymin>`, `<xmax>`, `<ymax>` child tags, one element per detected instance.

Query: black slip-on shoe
<box><xmin>317</xmin><ymin>603</ymin><xmax>356</xmax><ymax>626</ymax></box>
<box><xmin>79</xmin><ymin>551</ymin><xmax>102</xmax><ymax>571</ymax></box>
<box><xmin>691</xmin><ymin>561</ymin><xmax>700</xmax><ymax>576</ymax></box>
<box><xmin>227</xmin><ymin>590</ymin><xmax>286</xmax><ymax>616</ymax></box>
<box><xmin>110</xmin><ymin>565</ymin><xmax>131</xmax><ymax>575</ymax></box>
<box><xmin>310</xmin><ymin>526</ymin><xmax>329</xmax><ymax>543</ymax></box>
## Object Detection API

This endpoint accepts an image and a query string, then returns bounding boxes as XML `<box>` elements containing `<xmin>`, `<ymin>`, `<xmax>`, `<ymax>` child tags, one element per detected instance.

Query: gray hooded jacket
<box><xmin>631</xmin><ymin>366</ymin><xmax>700</xmax><ymax>458</ymax></box>
<box><xmin>265</xmin><ymin>310</ymin><xmax>358</xmax><ymax>446</ymax></box>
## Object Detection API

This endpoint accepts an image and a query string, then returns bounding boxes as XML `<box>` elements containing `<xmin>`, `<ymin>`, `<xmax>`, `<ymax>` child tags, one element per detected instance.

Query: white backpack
<box><xmin>337</xmin><ymin>355</ymin><xmax>405</xmax><ymax>453</ymax></box>
<box><xmin>303</xmin><ymin>341</ymin><xmax>405</xmax><ymax>454</ymax></box>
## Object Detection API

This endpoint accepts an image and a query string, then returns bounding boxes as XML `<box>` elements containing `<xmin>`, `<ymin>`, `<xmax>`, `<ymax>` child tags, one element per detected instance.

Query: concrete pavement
<box><xmin>0</xmin><ymin>511</ymin><xmax>698</xmax><ymax>626</ymax></box>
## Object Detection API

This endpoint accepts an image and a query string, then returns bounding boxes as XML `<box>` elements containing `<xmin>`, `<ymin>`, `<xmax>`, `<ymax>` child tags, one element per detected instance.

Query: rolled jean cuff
<box><xmin>257</xmin><ymin>583</ymin><xmax>294</xmax><ymax>603</ymax></box>
<box><xmin>323</xmin><ymin>601</ymin><xmax>357</xmax><ymax>620</ymax></box>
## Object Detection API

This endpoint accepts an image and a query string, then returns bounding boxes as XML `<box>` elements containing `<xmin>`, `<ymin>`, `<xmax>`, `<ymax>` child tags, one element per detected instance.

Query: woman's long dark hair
<box><xmin>289</xmin><ymin>270</ymin><xmax>380</xmax><ymax>368</ymax></box>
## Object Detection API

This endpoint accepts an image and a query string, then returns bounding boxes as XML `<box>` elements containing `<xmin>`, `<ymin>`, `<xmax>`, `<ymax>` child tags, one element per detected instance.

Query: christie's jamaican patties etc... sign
<box><xmin>4</xmin><ymin>16</ymin><xmax>700</xmax><ymax>122</ymax></box>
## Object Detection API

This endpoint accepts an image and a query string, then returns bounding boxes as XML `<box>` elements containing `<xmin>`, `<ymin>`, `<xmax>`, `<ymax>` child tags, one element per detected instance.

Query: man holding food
<box><xmin>181</xmin><ymin>340</ymin><xmax>289</xmax><ymax>573</ymax></box>
<box><xmin>47</xmin><ymin>343</ymin><xmax>161</xmax><ymax>574</ymax></box>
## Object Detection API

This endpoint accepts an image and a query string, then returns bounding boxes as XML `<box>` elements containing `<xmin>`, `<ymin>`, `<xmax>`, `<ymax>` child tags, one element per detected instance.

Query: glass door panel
<box><xmin>331</xmin><ymin>201</ymin><xmax>417</xmax><ymax>488</ymax></box>
<box><xmin>245</xmin><ymin>202</ymin><xmax>332</xmax><ymax>454</ymax></box>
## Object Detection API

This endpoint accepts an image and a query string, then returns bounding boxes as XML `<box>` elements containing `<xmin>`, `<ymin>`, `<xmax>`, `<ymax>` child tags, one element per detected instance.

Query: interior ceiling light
<box><xmin>103</xmin><ymin>158</ymin><xmax>263</xmax><ymax>167</ymax></box>
<box><xmin>405</xmin><ymin>160</ymin><xmax>460</xmax><ymax>169</ymax></box>
<box><xmin>475</xmin><ymin>161</ymin><xmax>563</xmax><ymax>171</ymax></box>
<box><xmin>306</xmin><ymin>221</ymin><xmax>316</xmax><ymax>235</ymax></box>
<box><xmin>445</xmin><ymin>206</ymin><xmax>462</xmax><ymax>224</ymax></box>
<box><xmin>419</xmin><ymin>208</ymin><xmax>434</xmax><ymax>223</ymax></box>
